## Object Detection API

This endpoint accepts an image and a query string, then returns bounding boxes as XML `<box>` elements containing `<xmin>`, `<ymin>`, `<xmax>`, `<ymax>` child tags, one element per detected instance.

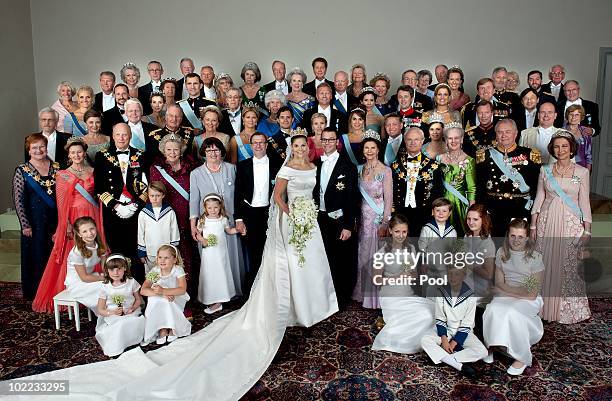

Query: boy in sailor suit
<box><xmin>421</xmin><ymin>265</ymin><xmax>487</xmax><ymax>377</ymax></box>
<box><xmin>418</xmin><ymin>198</ymin><xmax>457</xmax><ymax>296</ymax></box>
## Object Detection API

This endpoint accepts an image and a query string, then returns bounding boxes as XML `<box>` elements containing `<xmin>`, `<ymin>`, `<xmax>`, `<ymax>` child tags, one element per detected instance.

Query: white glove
<box><xmin>115</xmin><ymin>204</ymin><xmax>132</xmax><ymax>219</ymax></box>
<box><xmin>126</xmin><ymin>202</ymin><xmax>139</xmax><ymax>212</ymax></box>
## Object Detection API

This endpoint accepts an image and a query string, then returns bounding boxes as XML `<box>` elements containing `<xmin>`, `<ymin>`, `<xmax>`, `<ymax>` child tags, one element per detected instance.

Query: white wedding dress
<box><xmin>6</xmin><ymin>167</ymin><xmax>338</xmax><ymax>401</ymax></box>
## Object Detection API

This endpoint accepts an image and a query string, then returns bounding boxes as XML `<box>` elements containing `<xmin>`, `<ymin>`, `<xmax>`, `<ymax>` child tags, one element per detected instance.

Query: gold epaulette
<box><xmin>465</xmin><ymin>125</ymin><xmax>477</xmax><ymax>132</ymax></box>
<box><xmin>476</xmin><ymin>148</ymin><xmax>486</xmax><ymax>164</ymax></box>
<box><xmin>181</xmin><ymin>126</ymin><xmax>193</xmax><ymax>132</ymax></box>
<box><xmin>99</xmin><ymin>192</ymin><xmax>114</xmax><ymax>206</ymax></box>
<box><xmin>149</xmin><ymin>128</ymin><xmax>162</xmax><ymax>137</ymax></box>
<box><xmin>139</xmin><ymin>192</ymin><xmax>149</xmax><ymax>203</ymax></box>
<box><xmin>530</xmin><ymin>149</ymin><xmax>542</xmax><ymax>164</ymax></box>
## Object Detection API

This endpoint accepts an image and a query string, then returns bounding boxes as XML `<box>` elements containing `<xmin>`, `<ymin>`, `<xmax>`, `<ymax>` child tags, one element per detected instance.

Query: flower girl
<box><xmin>64</xmin><ymin>216</ymin><xmax>107</xmax><ymax>312</ymax></box>
<box><xmin>95</xmin><ymin>254</ymin><xmax>145</xmax><ymax>357</ymax></box>
<box><xmin>196</xmin><ymin>193</ymin><xmax>241</xmax><ymax>314</ymax></box>
<box><xmin>372</xmin><ymin>214</ymin><xmax>435</xmax><ymax>354</ymax></box>
<box><xmin>141</xmin><ymin>244</ymin><xmax>191</xmax><ymax>345</ymax></box>
<box><xmin>483</xmin><ymin>218</ymin><xmax>545</xmax><ymax>375</ymax></box>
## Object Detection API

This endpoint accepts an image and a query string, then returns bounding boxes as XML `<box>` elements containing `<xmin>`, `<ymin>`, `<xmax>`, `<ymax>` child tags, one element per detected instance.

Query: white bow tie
<box><xmin>321</xmin><ymin>154</ymin><xmax>337</xmax><ymax>162</ymax></box>
<box><xmin>253</xmin><ymin>157</ymin><xmax>268</xmax><ymax>165</ymax></box>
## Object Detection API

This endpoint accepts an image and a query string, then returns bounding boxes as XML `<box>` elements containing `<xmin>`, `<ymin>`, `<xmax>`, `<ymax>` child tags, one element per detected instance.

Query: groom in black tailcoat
<box><xmin>234</xmin><ymin>132</ymin><xmax>282</xmax><ymax>293</ymax></box>
<box><xmin>313</xmin><ymin>127</ymin><xmax>359</xmax><ymax>308</ymax></box>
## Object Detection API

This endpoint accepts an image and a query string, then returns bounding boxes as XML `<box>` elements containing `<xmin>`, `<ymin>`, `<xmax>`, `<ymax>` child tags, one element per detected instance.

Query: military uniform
<box><xmin>398</xmin><ymin>107</ymin><xmax>423</xmax><ymax>134</ymax></box>
<box><xmin>179</xmin><ymin>96</ymin><xmax>216</xmax><ymax>129</ymax></box>
<box><xmin>475</xmin><ymin>144</ymin><xmax>541</xmax><ymax>237</ymax></box>
<box><xmin>462</xmin><ymin>124</ymin><xmax>496</xmax><ymax>158</ymax></box>
<box><xmin>391</xmin><ymin>146</ymin><xmax>444</xmax><ymax>235</ymax></box>
<box><xmin>266</xmin><ymin>129</ymin><xmax>290</xmax><ymax>162</ymax></box>
<box><xmin>94</xmin><ymin>146</ymin><xmax>149</xmax><ymax>281</ymax></box>
<box><xmin>461</xmin><ymin>97</ymin><xmax>512</xmax><ymax>131</ymax></box>
<box><xmin>147</xmin><ymin>125</ymin><xmax>195</xmax><ymax>161</ymax></box>
<box><xmin>494</xmin><ymin>89</ymin><xmax>521</xmax><ymax>117</ymax></box>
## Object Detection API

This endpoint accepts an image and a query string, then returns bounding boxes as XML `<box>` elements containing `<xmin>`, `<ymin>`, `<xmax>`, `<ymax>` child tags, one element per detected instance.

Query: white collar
<box><xmin>253</xmin><ymin>155</ymin><xmax>268</xmax><ymax>164</ymax></box>
<box><xmin>388</xmin><ymin>135</ymin><xmax>402</xmax><ymax>143</ymax></box>
<box><xmin>525</xmin><ymin>109</ymin><xmax>536</xmax><ymax>115</ymax></box>
<box><xmin>102</xmin><ymin>91</ymin><xmax>113</xmax><ymax>97</ymax></box>
<box><xmin>538</xmin><ymin>125</ymin><xmax>555</xmax><ymax>134</ymax></box>
<box><xmin>42</xmin><ymin>130</ymin><xmax>57</xmax><ymax>138</ymax></box>
<box><xmin>128</xmin><ymin>121</ymin><xmax>142</xmax><ymax>127</ymax></box>
<box><xmin>566</xmin><ymin>98</ymin><xmax>582</xmax><ymax>106</ymax></box>
<box><xmin>318</xmin><ymin>104</ymin><xmax>331</xmax><ymax>111</ymax></box>
<box><xmin>315</xmin><ymin>78</ymin><xmax>326</xmax><ymax>85</ymax></box>
<box><xmin>321</xmin><ymin>151</ymin><xmax>339</xmax><ymax>162</ymax></box>
<box><xmin>335</xmin><ymin>91</ymin><xmax>346</xmax><ymax>98</ymax></box>
<box><xmin>151</xmin><ymin>80</ymin><xmax>161</xmax><ymax>85</ymax></box>
<box><xmin>550</xmin><ymin>81</ymin><xmax>563</xmax><ymax>88</ymax></box>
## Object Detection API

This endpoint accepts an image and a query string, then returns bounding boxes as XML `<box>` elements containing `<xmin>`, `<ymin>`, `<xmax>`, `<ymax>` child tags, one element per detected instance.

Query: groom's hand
<box><xmin>339</xmin><ymin>229</ymin><xmax>352</xmax><ymax>241</ymax></box>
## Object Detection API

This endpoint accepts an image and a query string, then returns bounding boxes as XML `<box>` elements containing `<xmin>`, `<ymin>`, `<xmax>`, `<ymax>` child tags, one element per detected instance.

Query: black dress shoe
<box><xmin>460</xmin><ymin>364</ymin><xmax>477</xmax><ymax>378</ymax></box>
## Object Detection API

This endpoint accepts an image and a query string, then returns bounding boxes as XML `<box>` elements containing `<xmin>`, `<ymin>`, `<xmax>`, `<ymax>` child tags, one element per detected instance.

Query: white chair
<box><xmin>53</xmin><ymin>289</ymin><xmax>92</xmax><ymax>331</ymax></box>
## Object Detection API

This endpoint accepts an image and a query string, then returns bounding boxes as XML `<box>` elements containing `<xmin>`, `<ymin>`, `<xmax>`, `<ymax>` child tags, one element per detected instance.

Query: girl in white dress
<box><xmin>64</xmin><ymin>216</ymin><xmax>107</xmax><ymax>312</ymax></box>
<box><xmin>141</xmin><ymin>244</ymin><xmax>191</xmax><ymax>345</ymax></box>
<box><xmin>483</xmin><ymin>218</ymin><xmax>545</xmax><ymax>376</ymax></box>
<box><xmin>372</xmin><ymin>214</ymin><xmax>435</xmax><ymax>354</ymax></box>
<box><xmin>464</xmin><ymin>204</ymin><xmax>496</xmax><ymax>305</ymax></box>
<box><xmin>95</xmin><ymin>254</ymin><xmax>145</xmax><ymax>357</ymax></box>
<box><xmin>196</xmin><ymin>193</ymin><xmax>241</xmax><ymax>314</ymax></box>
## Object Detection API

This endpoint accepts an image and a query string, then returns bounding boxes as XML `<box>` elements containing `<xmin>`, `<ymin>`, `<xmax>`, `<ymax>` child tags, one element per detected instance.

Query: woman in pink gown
<box><xmin>353</xmin><ymin>134</ymin><xmax>393</xmax><ymax>309</ymax></box>
<box><xmin>531</xmin><ymin>131</ymin><xmax>592</xmax><ymax>324</ymax></box>
<box><xmin>32</xmin><ymin>138</ymin><xmax>106</xmax><ymax>313</ymax></box>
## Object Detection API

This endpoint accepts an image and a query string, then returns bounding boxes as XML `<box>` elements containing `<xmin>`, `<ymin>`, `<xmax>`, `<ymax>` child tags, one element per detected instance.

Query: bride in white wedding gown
<box><xmin>6</xmin><ymin>134</ymin><xmax>338</xmax><ymax>401</ymax></box>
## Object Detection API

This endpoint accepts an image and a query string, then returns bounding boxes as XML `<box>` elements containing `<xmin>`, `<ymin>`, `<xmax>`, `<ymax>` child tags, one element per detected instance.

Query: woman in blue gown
<box><xmin>285</xmin><ymin>67</ymin><xmax>314</xmax><ymax>128</ymax></box>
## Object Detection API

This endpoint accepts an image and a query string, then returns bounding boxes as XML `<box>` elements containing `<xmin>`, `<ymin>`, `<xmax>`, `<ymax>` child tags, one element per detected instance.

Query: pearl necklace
<box><xmin>554</xmin><ymin>161</ymin><xmax>573</xmax><ymax>177</ymax></box>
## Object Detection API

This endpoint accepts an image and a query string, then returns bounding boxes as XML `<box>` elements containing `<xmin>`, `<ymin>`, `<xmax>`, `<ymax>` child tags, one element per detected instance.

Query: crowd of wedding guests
<box><xmin>13</xmin><ymin>58</ymin><xmax>597</xmax><ymax>373</ymax></box>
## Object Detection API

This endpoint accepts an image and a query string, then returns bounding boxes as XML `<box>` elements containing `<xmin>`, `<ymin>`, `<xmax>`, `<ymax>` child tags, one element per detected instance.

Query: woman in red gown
<box><xmin>32</xmin><ymin>137</ymin><xmax>106</xmax><ymax>313</ymax></box>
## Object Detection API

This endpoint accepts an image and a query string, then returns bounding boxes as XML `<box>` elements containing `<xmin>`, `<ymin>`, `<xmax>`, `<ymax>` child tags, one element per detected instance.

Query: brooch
<box><xmin>570</xmin><ymin>175</ymin><xmax>581</xmax><ymax>184</ymax></box>
<box><xmin>336</xmin><ymin>182</ymin><xmax>345</xmax><ymax>191</ymax></box>
<box><xmin>486</xmin><ymin>180</ymin><xmax>493</xmax><ymax>189</ymax></box>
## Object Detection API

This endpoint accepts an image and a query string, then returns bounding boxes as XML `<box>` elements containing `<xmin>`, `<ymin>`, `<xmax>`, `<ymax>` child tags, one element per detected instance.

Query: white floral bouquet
<box><xmin>145</xmin><ymin>270</ymin><xmax>160</xmax><ymax>285</ymax></box>
<box><xmin>288</xmin><ymin>196</ymin><xmax>318</xmax><ymax>267</ymax></box>
<box><xmin>111</xmin><ymin>294</ymin><xmax>125</xmax><ymax>307</ymax></box>
<box><xmin>206</xmin><ymin>234</ymin><xmax>218</xmax><ymax>247</ymax></box>
<box><xmin>522</xmin><ymin>274</ymin><xmax>540</xmax><ymax>293</ymax></box>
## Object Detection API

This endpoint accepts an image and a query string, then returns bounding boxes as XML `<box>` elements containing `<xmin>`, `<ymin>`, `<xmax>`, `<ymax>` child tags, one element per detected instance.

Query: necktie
<box><xmin>119</xmin><ymin>109</ymin><xmax>125</xmax><ymax>114</ymax></box>
<box><xmin>117</xmin><ymin>150</ymin><xmax>129</xmax><ymax>155</ymax></box>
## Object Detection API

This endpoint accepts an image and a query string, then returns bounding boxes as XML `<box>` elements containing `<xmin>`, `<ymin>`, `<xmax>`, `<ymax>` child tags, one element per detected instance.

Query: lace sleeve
<box><xmin>12</xmin><ymin>167</ymin><xmax>30</xmax><ymax>230</ymax></box>
<box><xmin>383</xmin><ymin>166</ymin><xmax>393</xmax><ymax>223</ymax></box>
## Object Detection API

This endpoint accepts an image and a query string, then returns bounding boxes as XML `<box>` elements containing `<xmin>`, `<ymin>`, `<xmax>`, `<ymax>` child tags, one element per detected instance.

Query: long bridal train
<box><xmin>6</xmin><ymin>166</ymin><xmax>338</xmax><ymax>401</ymax></box>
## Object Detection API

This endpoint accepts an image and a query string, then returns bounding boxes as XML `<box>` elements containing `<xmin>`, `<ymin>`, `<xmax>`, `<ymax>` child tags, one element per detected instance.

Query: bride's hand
<box><xmin>339</xmin><ymin>229</ymin><xmax>352</xmax><ymax>241</ymax></box>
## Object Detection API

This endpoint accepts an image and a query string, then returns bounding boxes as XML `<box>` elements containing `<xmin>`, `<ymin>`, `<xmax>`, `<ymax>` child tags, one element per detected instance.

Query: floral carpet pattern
<box><xmin>0</xmin><ymin>282</ymin><xmax>610</xmax><ymax>400</ymax></box>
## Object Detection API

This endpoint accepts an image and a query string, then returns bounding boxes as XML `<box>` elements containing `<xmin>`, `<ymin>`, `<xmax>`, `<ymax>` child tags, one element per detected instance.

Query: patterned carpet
<box><xmin>0</xmin><ymin>282</ymin><xmax>610</xmax><ymax>400</ymax></box>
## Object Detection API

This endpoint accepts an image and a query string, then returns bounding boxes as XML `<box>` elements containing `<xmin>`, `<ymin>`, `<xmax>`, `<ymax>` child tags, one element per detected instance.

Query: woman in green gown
<box><xmin>436</xmin><ymin>123</ymin><xmax>476</xmax><ymax>235</ymax></box>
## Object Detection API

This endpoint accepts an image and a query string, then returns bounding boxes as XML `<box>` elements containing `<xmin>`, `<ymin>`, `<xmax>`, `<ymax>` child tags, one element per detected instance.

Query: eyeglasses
<box><xmin>205</xmin><ymin>149</ymin><xmax>221</xmax><ymax>154</ymax></box>
<box><xmin>251</xmin><ymin>141</ymin><xmax>266</xmax><ymax>146</ymax></box>
<box><xmin>320</xmin><ymin>138</ymin><xmax>337</xmax><ymax>142</ymax></box>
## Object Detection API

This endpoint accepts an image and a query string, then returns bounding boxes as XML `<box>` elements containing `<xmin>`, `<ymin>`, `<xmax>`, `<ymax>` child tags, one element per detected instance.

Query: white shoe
<box><xmin>167</xmin><ymin>335</ymin><xmax>178</xmax><ymax>342</ymax></box>
<box><xmin>140</xmin><ymin>340</ymin><xmax>150</xmax><ymax>347</ymax></box>
<box><xmin>483</xmin><ymin>351</ymin><xmax>494</xmax><ymax>364</ymax></box>
<box><xmin>507</xmin><ymin>363</ymin><xmax>526</xmax><ymax>375</ymax></box>
<box><xmin>204</xmin><ymin>304</ymin><xmax>223</xmax><ymax>314</ymax></box>
<box><xmin>156</xmin><ymin>336</ymin><xmax>167</xmax><ymax>345</ymax></box>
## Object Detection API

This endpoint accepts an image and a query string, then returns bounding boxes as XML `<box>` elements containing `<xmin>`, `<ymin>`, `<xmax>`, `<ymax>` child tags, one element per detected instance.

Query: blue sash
<box><xmin>371</xmin><ymin>105</ymin><xmax>383</xmax><ymax>117</ymax></box>
<box><xmin>75</xmin><ymin>183</ymin><xmax>98</xmax><ymax>208</ymax></box>
<box><xmin>333</xmin><ymin>98</ymin><xmax>347</xmax><ymax>115</ymax></box>
<box><xmin>543</xmin><ymin>165</ymin><xmax>583</xmax><ymax>221</ymax></box>
<box><xmin>155</xmin><ymin>165</ymin><xmax>189</xmax><ymax>201</ymax></box>
<box><xmin>489</xmin><ymin>148</ymin><xmax>532</xmax><ymax>209</ymax></box>
<box><xmin>384</xmin><ymin>137</ymin><xmax>402</xmax><ymax>166</ymax></box>
<box><xmin>69</xmin><ymin>113</ymin><xmax>87</xmax><ymax>136</ymax></box>
<box><xmin>234</xmin><ymin>134</ymin><xmax>252</xmax><ymax>160</ymax></box>
<box><xmin>23</xmin><ymin>173</ymin><xmax>55</xmax><ymax>209</ymax></box>
<box><xmin>358</xmin><ymin>179</ymin><xmax>384</xmax><ymax>224</ymax></box>
<box><xmin>443</xmin><ymin>180</ymin><xmax>469</xmax><ymax>206</ymax></box>
<box><xmin>178</xmin><ymin>100</ymin><xmax>203</xmax><ymax>130</ymax></box>
<box><xmin>341</xmin><ymin>134</ymin><xmax>360</xmax><ymax>166</ymax></box>
<box><xmin>130</xmin><ymin>131</ymin><xmax>146</xmax><ymax>151</ymax></box>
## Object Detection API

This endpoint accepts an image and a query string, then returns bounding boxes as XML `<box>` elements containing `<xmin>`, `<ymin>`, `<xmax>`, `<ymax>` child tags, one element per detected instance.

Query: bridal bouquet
<box><xmin>111</xmin><ymin>294</ymin><xmax>125</xmax><ymax>307</ymax></box>
<box><xmin>288</xmin><ymin>196</ymin><xmax>318</xmax><ymax>267</ymax></box>
<box><xmin>206</xmin><ymin>234</ymin><xmax>218</xmax><ymax>247</ymax></box>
